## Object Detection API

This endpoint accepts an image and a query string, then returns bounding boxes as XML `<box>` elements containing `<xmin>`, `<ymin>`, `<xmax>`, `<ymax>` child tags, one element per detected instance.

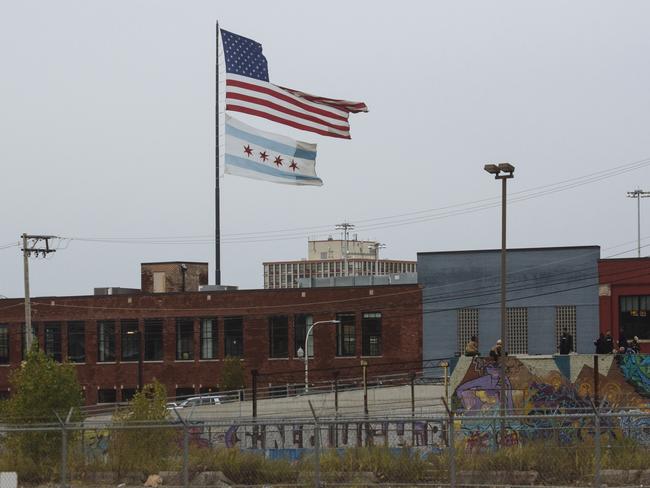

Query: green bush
<box><xmin>0</xmin><ymin>347</ymin><xmax>83</xmax><ymax>482</ymax></box>
<box><xmin>108</xmin><ymin>380</ymin><xmax>176</xmax><ymax>475</ymax></box>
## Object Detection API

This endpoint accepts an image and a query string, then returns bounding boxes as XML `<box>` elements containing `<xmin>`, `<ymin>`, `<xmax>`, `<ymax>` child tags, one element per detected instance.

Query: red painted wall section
<box><xmin>599</xmin><ymin>258</ymin><xmax>650</xmax><ymax>353</ymax></box>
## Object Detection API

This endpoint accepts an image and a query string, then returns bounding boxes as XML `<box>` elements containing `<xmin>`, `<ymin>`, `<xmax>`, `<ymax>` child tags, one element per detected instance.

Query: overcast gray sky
<box><xmin>2</xmin><ymin>1</ymin><xmax>650</xmax><ymax>298</ymax></box>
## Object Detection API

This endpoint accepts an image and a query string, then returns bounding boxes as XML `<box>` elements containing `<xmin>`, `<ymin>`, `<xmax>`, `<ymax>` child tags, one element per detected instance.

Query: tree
<box><xmin>109</xmin><ymin>380</ymin><xmax>174</xmax><ymax>475</ymax></box>
<box><xmin>220</xmin><ymin>356</ymin><xmax>246</xmax><ymax>391</ymax></box>
<box><xmin>2</xmin><ymin>347</ymin><xmax>83</xmax><ymax>480</ymax></box>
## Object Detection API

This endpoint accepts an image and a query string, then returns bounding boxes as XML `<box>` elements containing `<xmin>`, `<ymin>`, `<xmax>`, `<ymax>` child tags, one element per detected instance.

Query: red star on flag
<box><xmin>259</xmin><ymin>151</ymin><xmax>269</xmax><ymax>162</ymax></box>
<box><xmin>274</xmin><ymin>156</ymin><xmax>283</xmax><ymax>167</ymax></box>
<box><xmin>289</xmin><ymin>160</ymin><xmax>298</xmax><ymax>172</ymax></box>
<box><xmin>243</xmin><ymin>145</ymin><xmax>253</xmax><ymax>157</ymax></box>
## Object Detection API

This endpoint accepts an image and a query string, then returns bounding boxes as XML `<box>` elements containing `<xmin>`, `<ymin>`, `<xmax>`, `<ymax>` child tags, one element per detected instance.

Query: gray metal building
<box><xmin>417</xmin><ymin>246</ymin><xmax>600</xmax><ymax>359</ymax></box>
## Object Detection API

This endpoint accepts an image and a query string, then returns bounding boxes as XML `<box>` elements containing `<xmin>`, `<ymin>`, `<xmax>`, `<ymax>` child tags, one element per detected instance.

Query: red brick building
<box><xmin>0</xmin><ymin>284</ymin><xmax>422</xmax><ymax>404</ymax></box>
<box><xmin>599</xmin><ymin>257</ymin><xmax>650</xmax><ymax>353</ymax></box>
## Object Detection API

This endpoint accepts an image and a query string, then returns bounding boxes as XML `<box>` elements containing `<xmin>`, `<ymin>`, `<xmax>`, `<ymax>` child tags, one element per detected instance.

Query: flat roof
<box><xmin>0</xmin><ymin>283</ymin><xmax>421</xmax><ymax>302</ymax></box>
<box><xmin>418</xmin><ymin>245</ymin><xmax>600</xmax><ymax>256</ymax></box>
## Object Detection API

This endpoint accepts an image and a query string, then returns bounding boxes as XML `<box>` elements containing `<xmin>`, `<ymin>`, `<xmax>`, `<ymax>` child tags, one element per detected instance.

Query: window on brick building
<box><xmin>200</xmin><ymin>318</ymin><xmax>218</xmax><ymax>359</ymax></box>
<box><xmin>121</xmin><ymin>388</ymin><xmax>137</xmax><ymax>402</ymax></box>
<box><xmin>0</xmin><ymin>325</ymin><xmax>8</xmax><ymax>364</ymax></box>
<box><xmin>362</xmin><ymin>312</ymin><xmax>382</xmax><ymax>357</ymax></box>
<box><xmin>121</xmin><ymin>319</ymin><xmax>139</xmax><ymax>361</ymax></box>
<box><xmin>97</xmin><ymin>388</ymin><xmax>117</xmax><ymax>404</ymax></box>
<box><xmin>175</xmin><ymin>387</ymin><xmax>195</xmax><ymax>399</ymax></box>
<box><xmin>294</xmin><ymin>314</ymin><xmax>314</xmax><ymax>357</ymax></box>
<box><xmin>268</xmin><ymin>315</ymin><xmax>288</xmax><ymax>358</ymax></box>
<box><xmin>144</xmin><ymin>318</ymin><xmax>163</xmax><ymax>361</ymax></box>
<box><xmin>176</xmin><ymin>318</ymin><xmax>194</xmax><ymax>360</ymax></box>
<box><xmin>620</xmin><ymin>295</ymin><xmax>650</xmax><ymax>340</ymax></box>
<box><xmin>22</xmin><ymin>323</ymin><xmax>37</xmax><ymax>359</ymax></box>
<box><xmin>224</xmin><ymin>317</ymin><xmax>243</xmax><ymax>357</ymax></box>
<box><xmin>336</xmin><ymin>313</ymin><xmax>356</xmax><ymax>357</ymax></box>
<box><xmin>44</xmin><ymin>322</ymin><xmax>62</xmax><ymax>362</ymax></box>
<box><xmin>67</xmin><ymin>321</ymin><xmax>85</xmax><ymax>363</ymax></box>
<box><xmin>97</xmin><ymin>320</ymin><xmax>116</xmax><ymax>362</ymax></box>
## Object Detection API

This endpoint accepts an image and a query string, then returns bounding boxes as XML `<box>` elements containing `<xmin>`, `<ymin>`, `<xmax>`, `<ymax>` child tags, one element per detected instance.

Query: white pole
<box><xmin>304</xmin><ymin>320</ymin><xmax>340</xmax><ymax>393</ymax></box>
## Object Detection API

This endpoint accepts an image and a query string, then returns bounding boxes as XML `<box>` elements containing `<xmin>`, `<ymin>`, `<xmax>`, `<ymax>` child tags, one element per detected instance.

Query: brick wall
<box><xmin>0</xmin><ymin>285</ymin><xmax>422</xmax><ymax>404</ymax></box>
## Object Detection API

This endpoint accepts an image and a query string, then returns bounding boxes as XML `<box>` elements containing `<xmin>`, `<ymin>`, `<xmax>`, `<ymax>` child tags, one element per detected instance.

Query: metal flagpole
<box><xmin>215</xmin><ymin>22</ymin><xmax>222</xmax><ymax>285</ymax></box>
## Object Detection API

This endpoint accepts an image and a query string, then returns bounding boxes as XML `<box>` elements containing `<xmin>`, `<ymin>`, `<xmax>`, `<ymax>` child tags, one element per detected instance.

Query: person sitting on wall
<box><xmin>559</xmin><ymin>329</ymin><xmax>573</xmax><ymax>355</ymax></box>
<box><xmin>489</xmin><ymin>339</ymin><xmax>504</xmax><ymax>361</ymax></box>
<box><xmin>594</xmin><ymin>333</ymin><xmax>606</xmax><ymax>354</ymax></box>
<box><xmin>618</xmin><ymin>331</ymin><xmax>628</xmax><ymax>351</ymax></box>
<box><xmin>631</xmin><ymin>336</ymin><xmax>641</xmax><ymax>354</ymax></box>
<box><xmin>604</xmin><ymin>330</ymin><xmax>615</xmax><ymax>354</ymax></box>
<box><xmin>465</xmin><ymin>335</ymin><xmax>479</xmax><ymax>357</ymax></box>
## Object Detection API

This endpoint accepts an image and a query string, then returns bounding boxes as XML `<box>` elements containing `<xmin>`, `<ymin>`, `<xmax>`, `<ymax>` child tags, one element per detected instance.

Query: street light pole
<box><xmin>484</xmin><ymin>162</ymin><xmax>515</xmax><ymax>448</ymax></box>
<box><xmin>301</xmin><ymin>319</ymin><xmax>340</xmax><ymax>393</ymax></box>
<box><xmin>626</xmin><ymin>189</ymin><xmax>650</xmax><ymax>257</ymax></box>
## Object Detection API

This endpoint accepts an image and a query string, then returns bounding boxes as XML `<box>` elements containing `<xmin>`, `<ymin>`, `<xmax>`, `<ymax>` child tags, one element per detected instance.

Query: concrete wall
<box><xmin>417</xmin><ymin>246</ymin><xmax>600</xmax><ymax>360</ymax></box>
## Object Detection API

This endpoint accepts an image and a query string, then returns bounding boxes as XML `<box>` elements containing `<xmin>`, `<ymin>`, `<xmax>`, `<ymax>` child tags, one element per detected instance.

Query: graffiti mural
<box><xmin>449</xmin><ymin>354</ymin><xmax>650</xmax><ymax>450</ymax></box>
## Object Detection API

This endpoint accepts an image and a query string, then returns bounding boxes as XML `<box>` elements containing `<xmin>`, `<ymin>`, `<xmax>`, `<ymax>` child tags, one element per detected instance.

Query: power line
<box><xmin>60</xmin><ymin>155</ymin><xmax>650</xmax><ymax>246</ymax></box>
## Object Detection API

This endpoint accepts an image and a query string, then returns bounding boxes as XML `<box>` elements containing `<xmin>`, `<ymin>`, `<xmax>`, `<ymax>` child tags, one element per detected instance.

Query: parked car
<box><xmin>169</xmin><ymin>395</ymin><xmax>221</xmax><ymax>410</ymax></box>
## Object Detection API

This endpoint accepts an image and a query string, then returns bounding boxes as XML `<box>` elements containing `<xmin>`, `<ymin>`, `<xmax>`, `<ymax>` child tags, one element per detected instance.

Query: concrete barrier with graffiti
<box><xmin>449</xmin><ymin>354</ymin><xmax>650</xmax><ymax>450</ymax></box>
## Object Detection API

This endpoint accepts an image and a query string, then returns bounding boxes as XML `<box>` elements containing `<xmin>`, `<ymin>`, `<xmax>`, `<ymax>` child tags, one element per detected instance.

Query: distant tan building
<box><xmin>141</xmin><ymin>262</ymin><xmax>208</xmax><ymax>293</ymax></box>
<box><xmin>264</xmin><ymin>238</ymin><xmax>416</xmax><ymax>289</ymax></box>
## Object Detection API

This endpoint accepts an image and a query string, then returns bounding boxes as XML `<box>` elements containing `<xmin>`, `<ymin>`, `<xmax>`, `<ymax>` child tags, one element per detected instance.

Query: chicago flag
<box><xmin>224</xmin><ymin>115</ymin><xmax>323</xmax><ymax>186</ymax></box>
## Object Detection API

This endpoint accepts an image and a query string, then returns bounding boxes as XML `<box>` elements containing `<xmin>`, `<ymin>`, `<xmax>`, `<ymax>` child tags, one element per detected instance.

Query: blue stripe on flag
<box><xmin>224</xmin><ymin>154</ymin><xmax>322</xmax><ymax>183</ymax></box>
<box><xmin>225</xmin><ymin>124</ymin><xmax>317</xmax><ymax>160</ymax></box>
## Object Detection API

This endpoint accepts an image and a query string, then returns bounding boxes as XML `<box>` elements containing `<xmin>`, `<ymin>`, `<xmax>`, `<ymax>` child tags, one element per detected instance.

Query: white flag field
<box><xmin>224</xmin><ymin>115</ymin><xmax>322</xmax><ymax>186</ymax></box>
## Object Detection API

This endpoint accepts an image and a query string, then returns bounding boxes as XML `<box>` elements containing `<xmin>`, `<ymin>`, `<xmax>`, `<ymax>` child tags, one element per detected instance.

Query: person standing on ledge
<box><xmin>559</xmin><ymin>329</ymin><xmax>573</xmax><ymax>355</ymax></box>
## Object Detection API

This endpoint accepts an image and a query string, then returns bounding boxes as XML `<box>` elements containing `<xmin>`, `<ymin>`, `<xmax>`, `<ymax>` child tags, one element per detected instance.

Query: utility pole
<box><xmin>21</xmin><ymin>234</ymin><xmax>58</xmax><ymax>351</ymax></box>
<box><xmin>626</xmin><ymin>189</ymin><xmax>650</xmax><ymax>257</ymax></box>
<box><xmin>335</xmin><ymin>222</ymin><xmax>355</xmax><ymax>277</ymax></box>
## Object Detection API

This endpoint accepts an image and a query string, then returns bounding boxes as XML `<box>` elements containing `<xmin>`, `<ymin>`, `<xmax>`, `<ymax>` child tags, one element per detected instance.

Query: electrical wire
<box><xmin>59</xmin><ymin>155</ymin><xmax>650</xmax><ymax>245</ymax></box>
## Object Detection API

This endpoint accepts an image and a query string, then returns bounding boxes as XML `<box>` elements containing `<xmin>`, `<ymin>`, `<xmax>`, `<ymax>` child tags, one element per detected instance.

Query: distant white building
<box><xmin>263</xmin><ymin>237</ymin><xmax>417</xmax><ymax>289</ymax></box>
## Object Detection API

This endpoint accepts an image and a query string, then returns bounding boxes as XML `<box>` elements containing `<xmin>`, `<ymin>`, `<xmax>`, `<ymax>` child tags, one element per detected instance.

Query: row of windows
<box><xmin>264</xmin><ymin>260</ymin><xmax>416</xmax><ymax>288</ymax></box>
<box><xmin>456</xmin><ymin>305</ymin><xmax>578</xmax><ymax>355</ymax></box>
<box><xmin>0</xmin><ymin>312</ymin><xmax>383</xmax><ymax>364</ymax></box>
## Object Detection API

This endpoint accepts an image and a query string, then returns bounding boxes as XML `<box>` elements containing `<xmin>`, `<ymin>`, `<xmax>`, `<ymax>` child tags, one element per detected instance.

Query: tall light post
<box><xmin>297</xmin><ymin>319</ymin><xmax>340</xmax><ymax>393</ymax></box>
<box><xmin>626</xmin><ymin>189</ymin><xmax>650</xmax><ymax>257</ymax></box>
<box><xmin>484</xmin><ymin>162</ymin><xmax>515</xmax><ymax>447</ymax></box>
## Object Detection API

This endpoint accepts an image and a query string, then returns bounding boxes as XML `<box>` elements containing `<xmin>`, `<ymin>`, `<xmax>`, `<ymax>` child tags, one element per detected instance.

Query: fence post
<box><xmin>61</xmin><ymin>422</ymin><xmax>68</xmax><ymax>488</ymax></box>
<box><xmin>589</xmin><ymin>400</ymin><xmax>601</xmax><ymax>488</ymax></box>
<box><xmin>334</xmin><ymin>371</ymin><xmax>339</xmax><ymax>447</ymax></box>
<box><xmin>442</xmin><ymin>398</ymin><xmax>456</xmax><ymax>488</ymax></box>
<box><xmin>308</xmin><ymin>401</ymin><xmax>321</xmax><ymax>488</ymax></box>
<box><xmin>183</xmin><ymin>424</ymin><xmax>190</xmax><ymax>488</ymax></box>
<box><xmin>252</xmin><ymin>369</ymin><xmax>258</xmax><ymax>449</ymax></box>
<box><xmin>410</xmin><ymin>372</ymin><xmax>416</xmax><ymax>445</ymax></box>
<box><xmin>172</xmin><ymin>407</ymin><xmax>190</xmax><ymax>488</ymax></box>
<box><xmin>55</xmin><ymin>408</ymin><xmax>73</xmax><ymax>488</ymax></box>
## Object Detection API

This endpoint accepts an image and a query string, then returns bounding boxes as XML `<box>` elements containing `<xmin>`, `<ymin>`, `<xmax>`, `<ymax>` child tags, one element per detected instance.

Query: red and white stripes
<box><xmin>226</xmin><ymin>74</ymin><xmax>366</xmax><ymax>139</ymax></box>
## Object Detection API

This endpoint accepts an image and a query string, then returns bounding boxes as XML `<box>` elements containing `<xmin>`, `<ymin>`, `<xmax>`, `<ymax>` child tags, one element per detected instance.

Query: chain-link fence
<box><xmin>1</xmin><ymin>409</ymin><xmax>649</xmax><ymax>487</ymax></box>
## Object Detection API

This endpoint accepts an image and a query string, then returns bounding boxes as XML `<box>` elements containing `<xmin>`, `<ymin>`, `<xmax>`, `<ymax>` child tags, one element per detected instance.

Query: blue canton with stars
<box><xmin>221</xmin><ymin>29</ymin><xmax>269</xmax><ymax>81</ymax></box>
